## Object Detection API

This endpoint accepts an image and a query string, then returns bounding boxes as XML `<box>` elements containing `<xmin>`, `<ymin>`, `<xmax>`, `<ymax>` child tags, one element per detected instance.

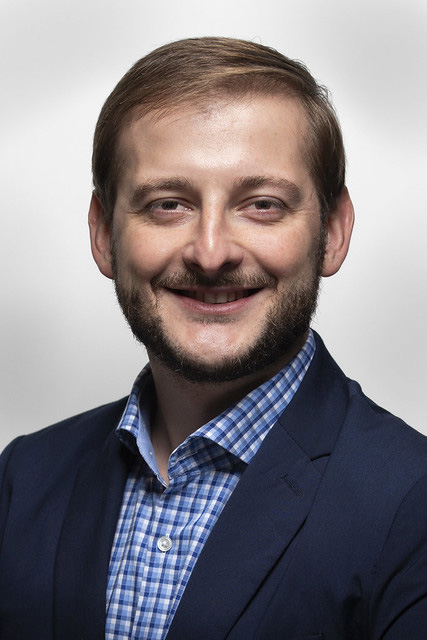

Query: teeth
<box><xmin>183</xmin><ymin>290</ymin><xmax>250</xmax><ymax>303</ymax></box>
<box><xmin>204</xmin><ymin>292</ymin><xmax>218</xmax><ymax>303</ymax></box>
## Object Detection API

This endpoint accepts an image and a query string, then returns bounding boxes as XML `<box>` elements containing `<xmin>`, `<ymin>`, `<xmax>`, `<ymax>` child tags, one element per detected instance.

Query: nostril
<box><xmin>182</xmin><ymin>226</ymin><xmax>244</xmax><ymax>274</ymax></box>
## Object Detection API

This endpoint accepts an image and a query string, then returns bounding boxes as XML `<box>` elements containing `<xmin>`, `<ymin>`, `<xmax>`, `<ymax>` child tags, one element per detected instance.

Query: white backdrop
<box><xmin>1</xmin><ymin>0</ymin><xmax>426</xmax><ymax>450</ymax></box>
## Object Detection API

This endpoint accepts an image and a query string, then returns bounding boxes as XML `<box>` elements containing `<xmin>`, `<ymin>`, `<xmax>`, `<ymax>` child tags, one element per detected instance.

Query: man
<box><xmin>0</xmin><ymin>37</ymin><xmax>426</xmax><ymax>639</ymax></box>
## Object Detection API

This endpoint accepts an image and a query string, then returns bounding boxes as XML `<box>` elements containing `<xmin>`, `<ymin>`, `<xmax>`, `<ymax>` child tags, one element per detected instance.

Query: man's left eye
<box><xmin>244</xmin><ymin>199</ymin><xmax>286</xmax><ymax>214</ymax></box>
<box><xmin>251</xmin><ymin>199</ymin><xmax>276</xmax><ymax>210</ymax></box>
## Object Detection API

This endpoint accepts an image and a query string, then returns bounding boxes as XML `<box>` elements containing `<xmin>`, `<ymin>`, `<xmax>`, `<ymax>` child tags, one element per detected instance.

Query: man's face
<box><xmin>106</xmin><ymin>95</ymin><xmax>327</xmax><ymax>382</ymax></box>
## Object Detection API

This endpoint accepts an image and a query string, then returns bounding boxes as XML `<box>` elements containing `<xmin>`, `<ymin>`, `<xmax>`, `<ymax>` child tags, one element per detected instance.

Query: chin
<box><xmin>114</xmin><ymin>260</ymin><xmax>322</xmax><ymax>384</ymax></box>
<box><xmin>146</xmin><ymin>326</ymin><xmax>308</xmax><ymax>384</ymax></box>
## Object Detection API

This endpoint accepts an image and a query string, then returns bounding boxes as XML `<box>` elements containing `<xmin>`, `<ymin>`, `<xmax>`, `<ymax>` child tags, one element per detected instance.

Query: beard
<box><xmin>112</xmin><ymin>236</ymin><xmax>325</xmax><ymax>384</ymax></box>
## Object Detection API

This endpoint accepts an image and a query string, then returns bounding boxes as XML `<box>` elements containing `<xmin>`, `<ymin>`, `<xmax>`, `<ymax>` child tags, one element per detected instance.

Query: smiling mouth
<box><xmin>171</xmin><ymin>289</ymin><xmax>259</xmax><ymax>304</ymax></box>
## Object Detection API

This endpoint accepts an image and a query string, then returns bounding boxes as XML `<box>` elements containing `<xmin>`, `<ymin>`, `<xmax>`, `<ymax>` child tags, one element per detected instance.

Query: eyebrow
<box><xmin>128</xmin><ymin>174</ymin><xmax>302</xmax><ymax>210</ymax></box>
<box><xmin>235</xmin><ymin>176</ymin><xmax>302</xmax><ymax>204</ymax></box>
<box><xmin>129</xmin><ymin>178</ymin><xmax>193</xmax><ymax>210</ymax></box>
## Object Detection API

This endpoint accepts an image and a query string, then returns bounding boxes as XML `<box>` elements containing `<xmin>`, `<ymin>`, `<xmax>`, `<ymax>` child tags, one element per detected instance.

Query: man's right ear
<box><xmin>88</xmin><ymin>192</ymin><xmax>114</xmax><ymax>279</ymax></box>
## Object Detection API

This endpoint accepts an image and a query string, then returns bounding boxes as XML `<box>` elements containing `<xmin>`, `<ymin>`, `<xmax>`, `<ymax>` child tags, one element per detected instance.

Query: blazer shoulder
<box><xmin>324</xmin><ymin>378</ymin><xmax>427</xmax><ymax>538</ymax></box>
<box><xmin>347</xmin><ymin>379</ymin><xmax>427</xmax><ymax>448</ymax></box>
<box><xmin>309</xmin><ymin>334</ymin><xmax>427</xmax><ymax>483</ymax></box>
<box><xmin>0</xmin><ymin>397</ymin><xmax>128</xmax><ymax>479</ymax></box>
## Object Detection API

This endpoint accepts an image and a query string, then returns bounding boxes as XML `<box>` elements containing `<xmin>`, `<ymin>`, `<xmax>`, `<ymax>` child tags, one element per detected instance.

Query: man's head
<box><xmin>92</xmin><ymin>37</ymin><xmax>346</xmax><ymax>225</ymax></box>
<box><xmin>89</xmin><ymin>38</ymin><xmax>353</xmax><ymax>384</ymax></box>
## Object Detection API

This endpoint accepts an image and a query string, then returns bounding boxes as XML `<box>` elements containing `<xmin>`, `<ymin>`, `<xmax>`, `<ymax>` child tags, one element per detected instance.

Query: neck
<box><xmin>147</xmin><ymin>332</ymin><xmax>307</xmax><ymax>457</ymax></box>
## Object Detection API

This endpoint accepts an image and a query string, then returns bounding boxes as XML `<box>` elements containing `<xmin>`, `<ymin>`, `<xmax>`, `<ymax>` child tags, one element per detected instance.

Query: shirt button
<box><xmin>157</xmin><ymin>535</ymin><xmax>173</xmax><ymax>552</ymax></box>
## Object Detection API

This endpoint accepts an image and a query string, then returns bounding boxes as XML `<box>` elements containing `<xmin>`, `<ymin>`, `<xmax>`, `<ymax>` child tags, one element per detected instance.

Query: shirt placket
<box><xmin>132</xmin><ymin>478</ymin><xmax>184</xmax><ymax>638</ymax></box>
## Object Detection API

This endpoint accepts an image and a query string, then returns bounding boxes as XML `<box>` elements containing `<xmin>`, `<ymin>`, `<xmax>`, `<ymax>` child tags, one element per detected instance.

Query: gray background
<box><xmin>1</xmin><ymin>0</ymin><xmax>426</xmax><ymax>450</ymax></box>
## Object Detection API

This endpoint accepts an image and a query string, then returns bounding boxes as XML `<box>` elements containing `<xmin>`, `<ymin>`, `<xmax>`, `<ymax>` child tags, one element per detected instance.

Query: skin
<box><xmin>89</xmin><ymin>94</ymin><xmax>354</xmax><ymax>480</ymax></box>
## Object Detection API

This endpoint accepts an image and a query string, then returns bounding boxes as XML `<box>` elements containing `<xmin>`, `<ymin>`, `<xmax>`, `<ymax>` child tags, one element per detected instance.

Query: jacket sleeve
<box><xmin>0</xmin><ymin>437</ymin><xmax>24</xmax><ymax>552</ymax></box>
<box><xmin>370</xmin><ymin>473</ymin><xmax>427</xmax><ymax>638</ymax></box>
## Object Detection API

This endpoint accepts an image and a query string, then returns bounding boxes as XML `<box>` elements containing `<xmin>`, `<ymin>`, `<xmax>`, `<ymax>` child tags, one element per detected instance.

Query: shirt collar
<box><xmin>116</xmin><ymin>330</ymin><xmax>316</xmax><ymax>474</ymax></box>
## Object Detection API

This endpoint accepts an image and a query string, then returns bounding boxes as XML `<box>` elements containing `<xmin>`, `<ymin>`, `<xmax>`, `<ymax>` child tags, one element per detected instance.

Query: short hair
<box><xmin>92</xmin><ymin>37</ymin><xmax>345</xmax><ymax>223</ymax></box>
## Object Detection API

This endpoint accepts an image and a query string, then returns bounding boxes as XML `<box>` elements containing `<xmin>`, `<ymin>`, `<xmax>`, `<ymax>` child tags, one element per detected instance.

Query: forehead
<box><xmin>116</xmin><ymin>94</ymin><xmax>311</xmax><ymax>189</ymax></box>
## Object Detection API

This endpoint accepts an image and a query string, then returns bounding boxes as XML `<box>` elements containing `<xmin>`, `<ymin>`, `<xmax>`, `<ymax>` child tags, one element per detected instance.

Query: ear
<box><xmin>321</xmin><ymin>187</ymin><xmax>354</xmax><ymax>277</ymax></box>
<box><xmin>88</xmin><ymin>192</ymin><xmax>114</xmax><ymax>279</ymax></box>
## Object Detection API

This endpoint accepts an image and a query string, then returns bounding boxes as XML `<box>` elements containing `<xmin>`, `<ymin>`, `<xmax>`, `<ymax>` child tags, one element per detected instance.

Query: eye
<box><xmin>144</xmin><ymin>199</ymin><xmax>192</xmax><ymax>222</ymax></box>
<box><xmin>150</xmin><ymin>199</ymin><xmax>189</xmax><ymax>211</ymax></box>
<box><xmin>251</xmin><ymin>199</ymin><xmax>280</xmax><ymax>210</ymax></box>
<box><xmin>241</xmin><ymin>197</ymin><xmax>287</xmax><ymax>221</ymax></box>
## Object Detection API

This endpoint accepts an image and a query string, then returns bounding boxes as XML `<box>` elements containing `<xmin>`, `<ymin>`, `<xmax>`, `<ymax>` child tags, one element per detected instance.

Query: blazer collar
<box><xmin>167</xmin><ymin>334</ymin><xmax>349</xmax><ymax>639</ymax></box>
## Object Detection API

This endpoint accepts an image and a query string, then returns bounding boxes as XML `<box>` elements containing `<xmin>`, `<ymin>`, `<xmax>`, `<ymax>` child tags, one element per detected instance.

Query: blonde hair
<box><xmin>92</xmin><ymin>37</ymin><xmax>345</xmax><ymax>222</ymax></box>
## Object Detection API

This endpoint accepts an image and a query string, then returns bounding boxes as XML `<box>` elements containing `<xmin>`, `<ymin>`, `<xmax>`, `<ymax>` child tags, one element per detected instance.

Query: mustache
<box><xmin>151</xmin><ymin>270</ymin><xmax>277</xmax><ymax>289</ymax></box>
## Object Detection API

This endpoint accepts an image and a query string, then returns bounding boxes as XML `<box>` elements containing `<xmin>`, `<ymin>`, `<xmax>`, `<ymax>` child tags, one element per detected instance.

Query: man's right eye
<box><xmin>142</xmin><ymin>199</ymin><xmax>193</xmax><ymax>222</ymax></box>
<box><xmin>157</xmin><ymin>200</ymin><xmax>182</xmax><ymax>210</ymax></box>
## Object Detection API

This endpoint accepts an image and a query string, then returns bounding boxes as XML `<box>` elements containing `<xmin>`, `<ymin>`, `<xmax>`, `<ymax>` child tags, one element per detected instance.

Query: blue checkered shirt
<box><xmin>105</xmin><ymin>331</ymin><xmax>315</xmax><ymax>639</ymax></box>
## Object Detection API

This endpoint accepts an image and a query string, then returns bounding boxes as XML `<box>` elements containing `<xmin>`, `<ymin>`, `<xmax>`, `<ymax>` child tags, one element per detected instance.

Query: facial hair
<box><xmin>112</xmin><ymin>231</ymin><xmax>325</xmax><ymax>383</ymax></box>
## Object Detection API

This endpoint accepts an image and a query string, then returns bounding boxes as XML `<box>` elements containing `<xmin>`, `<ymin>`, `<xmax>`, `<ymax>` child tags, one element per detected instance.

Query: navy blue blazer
<box><xmin>1</xmin><ymin>335</ymin><xmax>427</xmax><ymax>639</ymax></box>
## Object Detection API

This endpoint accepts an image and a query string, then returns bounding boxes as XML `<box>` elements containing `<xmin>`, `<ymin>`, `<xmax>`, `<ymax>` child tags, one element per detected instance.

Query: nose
<box><xmin>182</xmin><ymin>208</ymin><xmax>244</xmax><ymax>276</ymax></box>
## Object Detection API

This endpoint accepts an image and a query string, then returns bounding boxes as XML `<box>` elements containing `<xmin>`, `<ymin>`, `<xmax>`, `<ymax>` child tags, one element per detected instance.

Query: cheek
<box><xmin>250</xmin><ymin>231</ymin><xmax>319</xmax><ymax>280</ymax></box>
<box><xmin>116</xmin><ymin>227</ymin><xmax>181</xmax><ymax>280</ymax></box>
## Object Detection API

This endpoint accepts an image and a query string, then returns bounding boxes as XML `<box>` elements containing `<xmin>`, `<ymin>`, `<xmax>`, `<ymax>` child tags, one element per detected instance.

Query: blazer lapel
<box><xmin>167</xmin><ymin>425</ymin><xmax>325</xmax><ymax>639</ymax></box>
<box><xmin>53</xmin><ymin>416</ymin><xmax>132</xmax><ymax>640</ymax></box>
<box><xmin>167</xmin><ymin>334</ymin><xmax>349</xmax><ymax>639</ymax></box>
